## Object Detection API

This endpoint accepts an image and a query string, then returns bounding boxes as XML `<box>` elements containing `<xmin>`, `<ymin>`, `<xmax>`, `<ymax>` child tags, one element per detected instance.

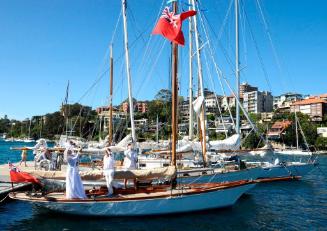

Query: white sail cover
<box><xmin>176</xmin><ymin>138</ymin><xmax>209</xmax><ymax>153</ymax></box>
<box><xmin>192</xmin><ymin>96</ymin><xmax>204</xmax><ymax>115</ymax></box>
<box><xmin>26</xmin><ymin>166</ymin><xmax>176</xmax><ymax>181</ymax></box>
<box><xmin>209</xmin><ymin>134</ymin><xmax>241</xmax><ymax>151</ymax></box>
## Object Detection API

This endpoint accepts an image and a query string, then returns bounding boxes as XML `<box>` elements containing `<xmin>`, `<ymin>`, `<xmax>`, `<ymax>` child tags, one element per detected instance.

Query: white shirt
<box><xmin>33</xmin><ymin>143</ymin><xmax>47</xmax><ymax>155</ymax></box>
<box><xmin>123</xmin><ymin>149</ymin><xmax>137</xmax><ymax>169</ymax></box>
<box><xmin>103</xmin><ymin>154</ymin><xmax>115</xmax><ymax>170</ymax></box>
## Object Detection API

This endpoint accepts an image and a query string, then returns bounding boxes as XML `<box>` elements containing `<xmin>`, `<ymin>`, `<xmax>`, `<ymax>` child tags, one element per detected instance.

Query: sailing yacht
<box><xmin>137</xmin><ymin>0</ymin><xmax>262</xmax><ymax>183</ymax></box>
<box><xmin>10</xmin><ymin>1</ymin><xmax>258</xmax><ymax>216</ymax></box>
<box><xmin>220</xmin><ymin>0</ymin><xmax>317</xmax><ymax>177</ymax></box>
<box><xmin>22</xmin><ymin>119</ymin><xmax>35</xmax><ymax>143</ymax></box>
<box><xmin>274</xmin><ymin>113</ymin><xmax>312</xmax><ymax>156</ymax></box>
<box><xmin>138</xmin><ymin>0</ymin><xmax>316</xmax><ymax>183</ymax></box>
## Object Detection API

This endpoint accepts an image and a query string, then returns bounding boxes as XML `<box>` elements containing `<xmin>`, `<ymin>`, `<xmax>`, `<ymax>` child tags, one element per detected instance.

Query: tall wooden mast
<box><xmin>171</xmin><ymin>1</ymin><xmax>178</xmax><ymax>167</ymax></box>
<box><xmin>122</xmin><ymin>0</ymin><xmax>136</xmax><ymax>142</ymax></box>
<box><xmin>108</xmin><ymin>45</ymin><xmax>114</xmax><ymax>145</ymax></box>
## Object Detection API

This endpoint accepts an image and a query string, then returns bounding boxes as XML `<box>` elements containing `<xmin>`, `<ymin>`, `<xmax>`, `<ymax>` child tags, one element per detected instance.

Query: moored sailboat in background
<box><xmin>274</xmin><ymin>112</ymin><xmax>313</xmax><ymax>156</ymax></box>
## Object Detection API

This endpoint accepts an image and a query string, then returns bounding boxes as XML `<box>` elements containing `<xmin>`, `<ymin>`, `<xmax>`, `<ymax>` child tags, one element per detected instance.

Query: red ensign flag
<box><xmin>9</xmin><ymin>163</ymin><xmax>40</xmax><ymax>184</ymax></box>
<box><xmin>152</xmin><ymin>7</ymin><xmax>196</xmax><ymax>46</ymax></box>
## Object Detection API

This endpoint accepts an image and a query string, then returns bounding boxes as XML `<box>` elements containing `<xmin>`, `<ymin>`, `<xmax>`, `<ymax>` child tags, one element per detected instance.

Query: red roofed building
<box><xmin>319</xmin><ymin>93</ymin><xmax>327</xmax><ymax>100</ymax></box>
<box><xmin>121</xmin><ymin>101</ymin><xmax>148</xmax><ymax>113</ymax></box>
<box><xmin>267</xmin><ymin>120</ymin><xmax>292</xmax><ymax>139</ymax></box>
<box><xmin>290</xmin><ymin>96</ymin><xmax>327</xmax><ymax>121</ymax></box>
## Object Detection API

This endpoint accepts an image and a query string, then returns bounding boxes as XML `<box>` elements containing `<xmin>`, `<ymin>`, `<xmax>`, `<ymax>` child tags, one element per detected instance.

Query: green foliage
<box><xmin>315</xmin><ymin>137</ymin><xmax>327</xmax><ymax>150</ymax></box>
<box><xmin>272</xmin><ymin>111</ymin><xmax>290</xmax><ymax>122</ymax></box>
<box><xmin>243</xmin><ymin>133</ymin><xmax>261</xmax><ymax>149</ymax></box>
<box><xmin>207</xmin><ymin>114</ymin><xmax>215</xmax><ymax>121</ymax></box>
<box><xmin>209</xmin><ymin>132</ymin><xmax>226</xmax><ymax>141</ymax></box>
<box><xmin>0</xmin><ymin>103</ymin><xmax>98</xmax><ymax>140</ymax></box>
<box><xmin>249</xmin><ymin>113</ymin><xmax>260</xmax><ymax>123</ymax></box>
<box><xmin>0</xmin><ymin>115</ymin><xmax>10</xmax><ymax>133</ymax></box>
<box><xmin>274</xmin><ymin>112</ymin><xmax>318</xmax><ymax>147</ymax></box>
<box><xmin>323</xmin><ymin>115</ymin><xmax>327</xmax><ymax>126</ymax></box>
<box><xmin>223</xmin><ymin>106</ymin><xmax>235</xmax><ymax>117</ymax></box>
<box><xmin>155</xmin><ymin>89</ymin><xmax>172</xmax><ymax>102</ymax></box>
<box><xmin>61</xmin><ymin>103</ymin><xmax>93</xmax><ymax>117</ymax></box>
<box><xmin>146</xmin><ymin>99</ymin><xmax>171</xmax><ymax>124</ymax></box>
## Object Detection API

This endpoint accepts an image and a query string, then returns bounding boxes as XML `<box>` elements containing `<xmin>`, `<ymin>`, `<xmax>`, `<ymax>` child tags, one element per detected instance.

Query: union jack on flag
<box><xmin>152</xmin><ymin>6</ymin><xmax>196</xmax><ymax>46</ymax></box>
<box><xmin>8</xmin><ymin>161</ymin><xmax>40</xmax><ymax>184</ymax></box>
<box><xmin>8</xmin><ymin>162</ymin><xmax>20</xmax><ymax>172</ymax></box>
<box><xmin>161</xmin><ymin>7</ymin><xmax>178</xmax><ymax>28</ymax></box>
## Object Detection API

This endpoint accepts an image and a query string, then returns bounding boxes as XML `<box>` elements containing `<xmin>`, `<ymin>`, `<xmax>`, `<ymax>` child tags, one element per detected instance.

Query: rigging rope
<box><xmin>198</xmin><ymin>0</ymin><xmax>235</xmax><ymax>72</ymax></box>
<box><xmin>135</xmin><ymin>40</ymin><xmax>167</xmax><ymax>98</ymax></box>
<box><xmin>202</xmin><ymin>48</ymin><xmax>228</xmax><ymax>138</ymax></box>
<box><xmin>0</xmin><ymin>193</ymin><xmax>9</xmax><ymax>203</ymax></box>
<box><xmin>196</xmin><ymin>2</ymin><xmax>235</xmax><ymax>126</ymax></box>
<box><xmin>255</xmin><ymin>0</ymin><xmax>283</xmax><ymax>77</ymax></box>
<box><xmin>135</xmin><ymin>0</ymin><xmax>166</xmax><ymax>77</ymax></box>
<box><xmin>241</xmin><ymin>0</ymin><xmax>272</xmax><ymax>92</ymax></box>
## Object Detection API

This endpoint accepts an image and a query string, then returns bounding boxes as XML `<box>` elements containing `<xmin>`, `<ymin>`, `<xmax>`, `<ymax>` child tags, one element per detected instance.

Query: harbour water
<box><xmin>0</xmin><ymin>140</ymin><xmax>326</xmax><ymax>230</ymax></box>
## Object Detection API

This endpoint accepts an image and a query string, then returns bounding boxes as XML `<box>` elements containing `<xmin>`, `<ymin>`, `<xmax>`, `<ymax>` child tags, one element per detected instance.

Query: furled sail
<box><xmin>209</xmin><ymin>134</ymin><xmax>241</xmax><ymax>151</ymax></box>
<box><xmin>26</xmin><ymin>166</ymin><xmax>176</xmax><ymax>181</ymax></box>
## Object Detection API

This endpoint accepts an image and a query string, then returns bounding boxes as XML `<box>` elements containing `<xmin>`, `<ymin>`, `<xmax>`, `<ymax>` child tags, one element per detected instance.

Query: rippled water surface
<box><xmin>1</xmin><ymin>140</ymin><xmax>326</xmax><ymax>231</ymax></box>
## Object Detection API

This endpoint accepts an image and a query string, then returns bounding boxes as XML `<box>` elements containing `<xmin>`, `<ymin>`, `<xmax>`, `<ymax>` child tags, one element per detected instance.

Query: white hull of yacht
<box><xmin>257</xmin><ymin>162</ymin><xmax>315</xmax><ymax>179</ymax></box>
<box><xmin>13</xmin><ymin>183</ymin><xmax>255</xmax><ymax>216</ymax></box>
<box><xmin>274</xmin><ymin>149</ymin><xmax>312</xmax><ymax>156</ymax></box>
<box><xmin>177</xmin><ymin>167</ymin><xmax>262</xmax><ymax>184</ymax></box>
<box><xmin>248</xmin><ymin>149</ymin><xmax>272</xmax><ymax>157</ymax></box>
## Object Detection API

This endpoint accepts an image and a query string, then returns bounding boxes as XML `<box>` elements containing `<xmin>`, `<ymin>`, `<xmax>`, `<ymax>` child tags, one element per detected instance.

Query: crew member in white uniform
<box><xmin>65</xmin><ymin>141</ymin><xmax>86</xmax><ymax>199</ymax></box>
<box><xmin>123</xmin><ymin>143</ymin><xmax>137</xmax><ymax>189</ymax></box>
<box><xmin>33</xmin><ymin>139</ymin><xmax>47</xmax><ymax>160</ymax></box>
<box><xmin>103</xmin><ymin>147</ymin><xmax>115</xmax><ymax>196</ymax></box>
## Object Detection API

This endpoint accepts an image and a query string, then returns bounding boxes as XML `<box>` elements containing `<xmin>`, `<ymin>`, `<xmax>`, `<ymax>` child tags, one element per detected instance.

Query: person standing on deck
<box><xmin>65</xmin><ymin>141</ymin><xmax>86</xmax><ymax>199</ymax></box>
<box><xmin>123</xmin><ymin>143</ymin><xmax>137</xmax><ymax>189</ymax></box>
<box><xmin>19</xmin><ymin>149</ymin><xmax>27</xmax><ymax>167</ymax></box>
<box><xmin>32</xmin><ymin>139</ymin><xmax>47</xmax><ymax>160</ymax></box>
<box><xmin>103</xmin><ymin>147</ymin><xmax>115</xmax><ymax>196</ymax></box>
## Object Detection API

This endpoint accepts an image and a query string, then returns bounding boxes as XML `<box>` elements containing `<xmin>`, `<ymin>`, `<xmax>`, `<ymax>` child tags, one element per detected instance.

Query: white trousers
<box><xmin>103</xmin><ymin>169</ymin><xmax>115</xmax><ymax>195</ymax></box>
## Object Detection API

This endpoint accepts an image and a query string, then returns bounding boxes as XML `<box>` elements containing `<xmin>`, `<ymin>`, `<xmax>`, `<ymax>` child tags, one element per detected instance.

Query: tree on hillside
<box><xmin>146</xmin><ymin>100</ymin><xmax>171</xmax><ymax>123</ymax></box>
<box><xmin>155</xmin><ymin>89</ymin><xmax>172</xmax><ymax>102</ymax></box>
<box><xmin>243</xmin><ymin>133</ymin><xmax>261</xmax><ymax>149</ymax></box>
<box><xmin>61</xmin><ymin>103</ymin><xmax>93</xmax><ymax>117</ymax></box>
<box><xmin>277</xmin><ymin>112</ymin><xmax>318</xmax><ymax>147</ymax></box>
<box><xmin>0</xmin><ymin>116</ymin><xmax>10</xmax><ymax>133</ymax></box>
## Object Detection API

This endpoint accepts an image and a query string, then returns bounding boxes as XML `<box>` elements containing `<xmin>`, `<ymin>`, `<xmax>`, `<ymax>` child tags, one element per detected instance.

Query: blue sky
<box><xmin>0</xmin><ymin>0</ymin><xmax>326</xmax><ymax>120</ymax></box>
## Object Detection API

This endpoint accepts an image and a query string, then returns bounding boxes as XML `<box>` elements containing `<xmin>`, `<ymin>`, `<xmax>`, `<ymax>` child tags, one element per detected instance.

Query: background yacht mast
<box><xmin>191</xmin><ymin>0</ymin><xmax>207</xmax><ymax>166</ymax></box>
<box><xmin>108</xmin><ymin>44</ymin><xmax>114</xmax><ymax>145</ymax></box>
<box><xmin>122</xmin><ymin>0</ymin><xmax>136</xmax><ymax>142</ymax></box>
<box><xmin>235</xmin><ymin>0</ymin><xmax>240</xmax><ymax>135</ymax></box>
